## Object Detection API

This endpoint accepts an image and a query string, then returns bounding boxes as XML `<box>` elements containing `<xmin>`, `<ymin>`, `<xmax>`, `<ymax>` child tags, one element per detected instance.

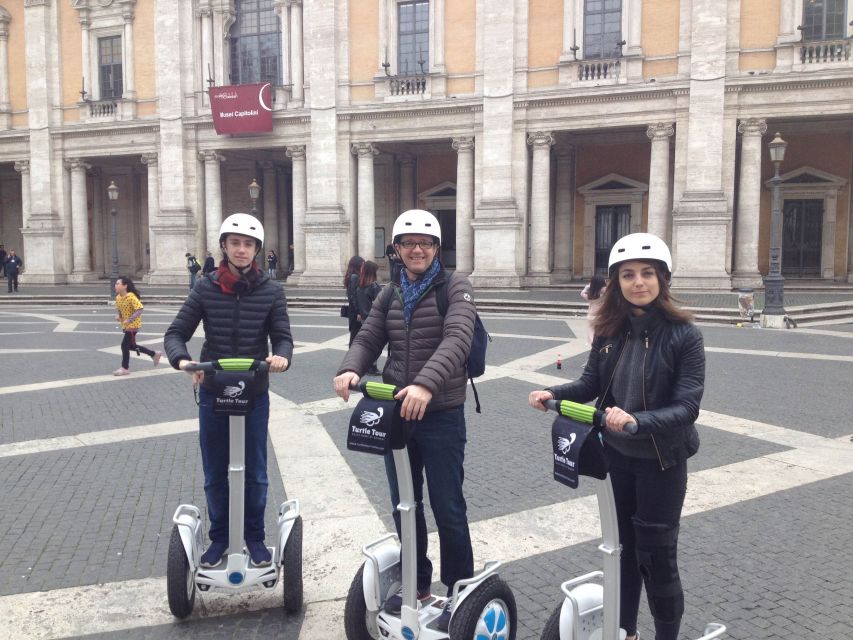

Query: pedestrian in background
<box><xmin>267</xmin><ymin>249</ymin><xmax>278</xmax><ymax>280</ymax></box>
<box><xmin>344</xmin><ymin>255</ymin><xmax>365</xmax><ymax>346</ymax></box>
<box><xmin>0</xmin><ymin>244</ymin><xmax>6</xmax><ymax>277</ymax></box>
<box><xmin>186</xmin><ymin>252</ymin><xmax>201</xmax><ymax>289</ymax></box>
<box><xmin>386</xmin><ymin>242</ymin><xmax>402</xmax><ymax>283</ymax></box>
<box><xmin>356</xmin><ymin>260</ymin><xmax>382</xmax><ymax>375</ymax></box>
<box><xmin>581</xmin><ymin>273</ymin><xmax>607</xmax><ymax>345</ymax></box>
<box><xmin>202</xmin><ymin>251</ymin><xmax>216</xmax><ymax>275</ymax></box>
<box><xmin>4</xmin><ymin>249</ymin><xmax>22</xmax><ymax>293</ymax></box>
<box><xmin>113</xmin><ymin>275</ymin><xmax>162</xmax><ymax>376</ymax></box>
<box><xmin>529</xmin><ymin>233</ymin><xmax>704</xmax><ymax>640</ymax></box>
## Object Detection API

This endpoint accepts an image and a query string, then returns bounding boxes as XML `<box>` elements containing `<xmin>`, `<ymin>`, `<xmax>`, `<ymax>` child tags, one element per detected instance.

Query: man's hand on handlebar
<box><xmin>178</xmin><ymin>359</ymin><xmax>205</xmax><ymax>385</ymax></box>
<box><xmin>266</xmin><ymin>355</ymin><xmax>288</xmax><ymax>373</ymax></box>
<box><xmin>528</xmin><ymin>390</ymin><xmax>554</xmax><ymax>411</ymax></box>
<box><xmin>333</xmin><ymin>371</ymin><xmax>361</xmax><ymax>402</ymax></box>
<box><xmin>603</xmin><ymin>406</ymin><xmax>636</xmax><ymax>433</ymax></box>
<box><xmin>395</xmin><ymin>385</ymin><xmax>432</xmax><ymax>422</ymax></box>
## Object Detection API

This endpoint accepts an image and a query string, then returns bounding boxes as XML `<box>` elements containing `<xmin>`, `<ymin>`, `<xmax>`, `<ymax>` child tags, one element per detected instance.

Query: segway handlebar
<box><xmin>349</xmin><ymin>380</ymin><xmax>401</xmax><ymax>401</ymax></box>
<box><xmin>543</xmin><ymin>398</ymin><xmax>638</xmax><ymax>435</ymax></box>
<box><xmin>183</xmin><ymin>358</ymin><xmax>271</xmax><ymax>373</ymax></box>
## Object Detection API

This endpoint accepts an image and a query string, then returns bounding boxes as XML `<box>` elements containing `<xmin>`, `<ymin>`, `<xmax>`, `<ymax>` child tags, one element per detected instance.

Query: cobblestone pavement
<box><xmin>0</xmin><ymin>302</ymin><xmax>851</xmax><ymax>640</ymax></box>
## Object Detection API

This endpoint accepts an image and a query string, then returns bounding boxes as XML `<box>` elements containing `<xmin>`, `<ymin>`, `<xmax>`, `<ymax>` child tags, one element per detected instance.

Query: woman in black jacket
<box><xmin>165</xmin><ymin>213</ymin><xmax>293</xmax><ymax>570</ymax></box>
<box><xmin>343</xmin><ymin>255</ymin><xmax>365</xmax><ymax>346</ymax></box>
<box><xmin>529</xmin><ymin>233</ymin><xmax>705</xmax><ymax>640</ymax></box>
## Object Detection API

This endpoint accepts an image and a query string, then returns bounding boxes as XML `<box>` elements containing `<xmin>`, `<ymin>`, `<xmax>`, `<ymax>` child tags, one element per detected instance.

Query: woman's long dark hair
<box><xmin>343</xmin><ymin>255</ymin><xmax>365</xmax><ymax>288</ymax></box>
<box><xmin>358</xmin><ymin>260</ymin><xmax>379</xmax><ymax>288</ymax></box>
<box><xmin>117</xmin><ymin>275</ymin><xmax>142</xmax><ymax>301</ymax></box>
<box><xmin>593</xmin><ymin>261</ymin><xmax>692</xmax><ymax>337</ymax></box>
<box><xmin>587</xmin><ymin>274</ymin><xmax>606</xmax><ymax>300</ymax></box>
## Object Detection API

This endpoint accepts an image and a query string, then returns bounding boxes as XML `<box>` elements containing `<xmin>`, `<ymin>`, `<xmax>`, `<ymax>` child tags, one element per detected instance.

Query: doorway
<box><xmin>594</xmin><ymin>204</ymin><xmax>631</xmax><ymax>274</ymax></box>
<box><xmin>782</xmin><ymin>199</ymin><xmax>822</xmax><ymax>276</ymax></box>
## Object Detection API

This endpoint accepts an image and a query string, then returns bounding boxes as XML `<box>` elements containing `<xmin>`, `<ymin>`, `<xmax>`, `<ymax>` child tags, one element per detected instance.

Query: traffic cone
<box><xmin>556</xmin><ymin>354</ymin><xmax>562</xmax><ymax>370</ymax></box>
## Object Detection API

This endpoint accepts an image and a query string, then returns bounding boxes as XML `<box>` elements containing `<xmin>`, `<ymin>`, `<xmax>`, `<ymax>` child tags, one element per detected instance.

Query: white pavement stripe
<box><xmin>705</xmin><ymin>346</ymin><xmax>853</xmax><ymax>362</ymax></box>
<box><xmin>0</xmin><ymin>348</ymin><xmax>86</xmax><ymax>354</ymax></box>
<box><xmin>0</xmin><ymin>367</ymin><xmax>179</xmax><ymax>395</ymax></box>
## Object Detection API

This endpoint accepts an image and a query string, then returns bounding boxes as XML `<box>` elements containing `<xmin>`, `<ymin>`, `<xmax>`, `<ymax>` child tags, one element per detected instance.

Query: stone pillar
<box><xmin>287</xmin><ymin>145</ymin><xmax>307</xmax><ymax>275</ymax></box>
<box><xmin>261</xmin><ymin>162</ymin><xmax>279</xmax><ymax>253</ymax></box>
<box><xmin>273</xmin><ymin>0</ymin><xmax>291</xmax><ymax>88</ymax></box>
<box><xmin>553</xmin><ymin>148</ymin><xmax>575</xmax><ymax>282</ymax></box>
<box><xmin>123</xmin><ymin>10</ymin><xmax>136</xmax><ymax>100</ymax></box>
<box><xmin>80</xmin><ymin>11</ymin><xmax>91</xmax><ymax>100</ymax></box>
<box><xmin>398</xmin><ymin>155</ymin><xmax>416</xmax><ymax>212</ymax></box>
<box><xmin>733</xmin><ymin>119</ymin><xmax>766</xmax><ymax>287</ymax></box>
<box><xmin>199</xmin><ymin>4</ymin><xmax>213</xmax><ymax>90</ymax></box>
<box><xmin>646</xmin><ymin>123</ymin><xmax>675</xmax><ymax>241</ymax></box>
<box><xmin>141</xmin><ymin>153</ymin><xmax>159</xmax><ymax>274</ymax></box>
<box><xmin>528</xmin><ymin>131</ymin><xmax>554</xmax><ymax>278</ymax></box>
<box><xmin>14</xmin><ymin>161</ymin><xmax>30</xmax><ymax>229</ymax></box>
<box><xmin>429</xmin><ymin>0</ymin><xmax>446</xmax><ymax>96</ymax></box>
<box><xmin>277</xmin><ymin>168</ymin><xmax>291</xmax><ymax>263</ymax></box>
<box><xmin>199</xmin><ymin>151</ymin><xmax>224</xmax><ymax>256</ymax></box>
<box><xmin>0</xmin><ymin>8</ymin><xmax>10</xmax><ymax>129</ymax></box>
<box><xmin>353</xmin><ymin>142</ymin><xmax>378</xmax><ymax>260</ymax></box>
<box><xmin>453</xmin><ymin>137</ymin><xmax>475</xmax><ymax>275</ymax></box>
<box><xmin>66</xmin><ymin>159</ymin><xmax>94</xmax><ymax>278</ymax></box>
<box><xmin>559</xmin><ymin>0</ymin><xmax>578</xmax><ymax>62</ymax></box>
<box><xmin>287</xmin><ymin>0</ymin><xmax>304</xmax><ymax>104</ymax></box>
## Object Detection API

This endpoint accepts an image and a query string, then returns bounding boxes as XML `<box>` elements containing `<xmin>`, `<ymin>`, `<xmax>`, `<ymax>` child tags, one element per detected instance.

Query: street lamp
<box><xmin>107</xmin><ymin>180</ymin><xmax>120</xmax><ymax>296</ymax></box>
<box><xmin>248</xmin><ymin>178</ymin><xmax>261</xmax><ymax>216</ymax></box>
<box><xmin>761</xmin><ymin>132</ymin><xmax>788</xmax><ymax>327</ymax></box>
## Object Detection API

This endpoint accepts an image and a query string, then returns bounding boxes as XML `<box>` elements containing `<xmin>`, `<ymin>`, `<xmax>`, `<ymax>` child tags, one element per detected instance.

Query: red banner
<box><xmin>209</xmin><ymin>83</ymin><xmax>273</xmax><ymax>135</ymax></box>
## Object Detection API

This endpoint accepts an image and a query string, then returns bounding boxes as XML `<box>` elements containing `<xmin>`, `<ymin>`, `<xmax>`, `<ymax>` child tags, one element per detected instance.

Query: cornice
<box><xmin>727</xmin><ymin>77</ymin><xmax>853</xmax><ymax>93</ymax></box>
<box><xmin>60</xmin><ymin>123</ymin><xmax>159</xmax><ymax>139</ymax></box>
<box><xmin>339</xmin><ymin>104</ymin><xmax>481</xmax><ymax>122</ymax></box>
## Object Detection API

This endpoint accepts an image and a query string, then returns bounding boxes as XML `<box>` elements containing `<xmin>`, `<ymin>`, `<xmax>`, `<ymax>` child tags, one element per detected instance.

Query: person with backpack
<box><xmin>185</xmin><ymin>252</ymin><xmax>201</xmax><ymax>289</ymax></box>
<box><xmin>333</xmin><ymin>209</ymin><xmax>476</xmax><ymax>633</ymax></box>
<box><xmin>355</xmin><ymin>260</ymin><xmax>382</xmax><ymax>375</ymax></box>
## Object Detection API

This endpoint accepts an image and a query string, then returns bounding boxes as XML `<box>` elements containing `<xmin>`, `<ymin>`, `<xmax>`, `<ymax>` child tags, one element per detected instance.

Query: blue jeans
<box><xmin>198</xmin><ymin>389</ymin><xmax>270</xmax><ymax>543</ymax></box>
<box><xmin>383</xmin><ymin>405</ymin><xmax>473</xmax><ymax>593</ymax></box>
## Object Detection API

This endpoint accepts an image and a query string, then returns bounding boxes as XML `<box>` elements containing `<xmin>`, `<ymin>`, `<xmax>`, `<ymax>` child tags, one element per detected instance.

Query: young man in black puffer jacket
<box><xmin>165</xmin><ymin>213</ymin><xmax>293</xmax><ymax>569</ymax></box>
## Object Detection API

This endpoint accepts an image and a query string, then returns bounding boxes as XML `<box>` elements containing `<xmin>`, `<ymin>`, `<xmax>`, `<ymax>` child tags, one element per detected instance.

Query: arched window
<box><xmin>583</xmin><ymin>0</ymin><xmax>622</xmax><ymax>59</ymax></box>
<box><xmin>230</xmin><ymin>0</ymin><xmax>282</xmax><ymax>85</ymax></box>
<box><xmin>801</xmin><ymin>0</ymin><xmax>847</xmax><ymax>41</ymax></box>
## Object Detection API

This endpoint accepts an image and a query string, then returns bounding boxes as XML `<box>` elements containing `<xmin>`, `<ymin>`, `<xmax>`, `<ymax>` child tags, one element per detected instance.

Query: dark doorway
<box><xmin>595</xmin><ymin>204</ymin><xmax>631</xmax><ymax>274</ymax></box>
<box><xmin>782</xmin><ymin>199</ymin><xmax>822</xmax><ymax>276</ymax></box>
<box><xmin>435</xmin><ymin>210</ymin><xmax>457</xmax><ymax>268</ymax></box>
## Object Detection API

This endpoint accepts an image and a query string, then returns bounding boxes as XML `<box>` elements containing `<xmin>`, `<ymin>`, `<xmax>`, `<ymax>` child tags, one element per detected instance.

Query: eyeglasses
<box><xmin>398</xmin><ymin>240</ymin><xmax>436</xmax><ymax>250</ymax></box>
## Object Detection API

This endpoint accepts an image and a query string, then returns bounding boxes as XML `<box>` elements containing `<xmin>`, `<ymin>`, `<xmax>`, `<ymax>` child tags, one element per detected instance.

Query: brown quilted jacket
<box><xmin>336</xmin><ymin>269</ymin><xmax>476</xmax><ymax>411</ymax></box>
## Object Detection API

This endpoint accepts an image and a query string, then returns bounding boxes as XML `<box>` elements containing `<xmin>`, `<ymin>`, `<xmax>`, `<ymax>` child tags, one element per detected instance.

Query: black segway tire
<box><xmin>166</xmin><ymin>524</ymin><xmax>196</xmax><ymax>618</ymax></box>
<box><xmin>344</xmin><ymin>564</ymin><xmax>379</xmax><ymax>640</ymax></box>
<box><xmin>540</xmin><ymin>603</ymin><xmax>562</xmax><ymax>640</ymax></box>
<box><xmin>282</xmin><ymin>515</ymin><xmax>304</xmax><ymax>613</ymax></box>
<box><xmin>449</xmin><ymin>574</ymin><xmax>517</xmax><ymax>640</ymax></box>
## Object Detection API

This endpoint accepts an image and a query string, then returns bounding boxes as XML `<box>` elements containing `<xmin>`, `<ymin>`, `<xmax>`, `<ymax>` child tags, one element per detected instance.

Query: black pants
<box><xmin>607</xmin><ymin>445</ymin><xmax>687</xmax><ymax>640</ymax></box>
<box><xmin>348</xmin><ymin>315</ymin><xmax>362</xmax><ymax>347</ymax></box>
<box><xmin>121</xmin><ymin>330</ymin><xmax>156</xmax><ymax>369</ymax></box>
<box><xmin>7</xmin><ymin>273</ymin><xmax>18</xmax><ymax>292</ymax></box>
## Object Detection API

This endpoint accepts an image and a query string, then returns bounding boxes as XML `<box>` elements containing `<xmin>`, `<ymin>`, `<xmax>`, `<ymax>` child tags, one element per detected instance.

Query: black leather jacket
<box><xmin>547</xmin><ymin>312</ymin><xmax>705</xmax><ymax>469</ymax></box>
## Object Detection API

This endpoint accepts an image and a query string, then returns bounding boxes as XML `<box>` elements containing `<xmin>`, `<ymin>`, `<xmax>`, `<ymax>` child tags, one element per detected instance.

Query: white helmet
<box><xmin>608</xmin><ymin>232</ymin><xmax>672</xmax><ymax>280</ymax></box>
<box><xmin>392</xmin><ymin>209</ymin><xmax>441</xmax><ymax>245</ymax></box>
<box><xmin>219</xmin><ymin>213</ymin><xmax>264</xmax><ymax>249</ymax></box>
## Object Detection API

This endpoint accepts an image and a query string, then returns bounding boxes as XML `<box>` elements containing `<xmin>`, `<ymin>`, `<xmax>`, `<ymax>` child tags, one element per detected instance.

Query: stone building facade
<box><xmin>0</xmin><ymin>0</ymin><xmax>852</xmax><ymax>288</ymax></box>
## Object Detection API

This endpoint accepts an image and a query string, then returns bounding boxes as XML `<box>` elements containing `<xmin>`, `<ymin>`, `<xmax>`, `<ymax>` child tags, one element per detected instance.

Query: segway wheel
<box><xmin>540</xmin><ymin>604</ymin><xmax>562</xmax><ymax>640</ymax></box>
<box><xmin>344</xmin><ymin>565</ymin><xmax>380</xmax><ymax>640</ymax></box>
<box><xmin>166</xmin><ymin>524</ymin><xmax>196</xmax><ymax>618</ymax></box>
<box><xmin>449</xmin><ymin>575</ymin><xmax>516</xmax><ymax>640</ymax></box>
<box><xmin>282</xmin><ymin>515</ymin><xmax>304</xmax><ymax>613</ymax></box>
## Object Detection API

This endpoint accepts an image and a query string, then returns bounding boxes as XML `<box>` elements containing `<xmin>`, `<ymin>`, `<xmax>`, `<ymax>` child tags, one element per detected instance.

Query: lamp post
<box><xmin>107</xmin><ymin>180</ymin><xmax>120</xmax><ymax>296</ymax></box>
<box><xmin>761</xmin><ymin>132</ymin><xmax>788</xmax><ymax>327</ymax></box>
<box><xmin>248</xmin><ymin>178</ymin><xmax>261</xmax><ymax>216</ymax></box>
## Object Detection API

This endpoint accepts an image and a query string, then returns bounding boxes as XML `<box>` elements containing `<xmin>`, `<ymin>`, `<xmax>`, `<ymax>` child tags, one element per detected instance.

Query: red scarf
<box><xmin>213</xmin><ymin>261</ymin><xmax>261</xmax><ymax>295</ymax></box>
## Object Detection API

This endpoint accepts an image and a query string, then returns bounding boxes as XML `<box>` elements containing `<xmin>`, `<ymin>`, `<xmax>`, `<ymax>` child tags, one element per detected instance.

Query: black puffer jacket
<box><xmin>164</xmin><ymin>269</ymin><xmax>293</xmax><ymax>395</ymax></box>
<box><xmin>547</xmin><ymin>311</ymin><xmax>705</xmax><ymax>469</ymax></box>
<box><xmin>337</xmin><ymin>269</ymin><xmax>475</xmax><ymax>411</ymax></box>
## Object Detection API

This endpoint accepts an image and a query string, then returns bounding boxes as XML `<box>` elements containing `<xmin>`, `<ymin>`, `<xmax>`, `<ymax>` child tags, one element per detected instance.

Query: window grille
<box><xmin>230</xmin><ymin>0</ymin><xmax>282</xmax><ymax>85</ymax></box>
<box><xmin>583</xmin><ymin>0</ymin><xmax>622</xmax><ymax>60</ymax></box>
<box><xmin>98</xmin><ymin>36</ymin><xmax>123</xmax><ymax>99</ymax></box>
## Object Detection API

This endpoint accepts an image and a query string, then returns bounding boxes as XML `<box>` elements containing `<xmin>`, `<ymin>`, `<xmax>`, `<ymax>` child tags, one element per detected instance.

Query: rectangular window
<box><xmin>98</xmin><ymin>36</ymin><xmax>123</xmax><ymax>99</ymax></box>
<box><xmin>802</xmin><ymin>0</ymin><xmax>847</xmax><ymax>41</ymax></box>
<box><xmin>583</xmin><ymin>0</ymin><xmax>622</xmax><ymax>60</ymax></box>
<box><xmin>397</xmin><ymin>0</ymin><xmax>429</xmax><ymax>76</ymax></box>
<box><xmin>230</xmin><ymin>0</ymin><xmax>282</xmax><ymax>85</ymax></box>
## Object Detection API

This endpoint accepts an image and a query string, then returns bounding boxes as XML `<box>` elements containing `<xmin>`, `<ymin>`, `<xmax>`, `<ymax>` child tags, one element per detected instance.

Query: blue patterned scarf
<box><xmin>400</xmin><ymin>259</ymin><xmax>441</xmax><ymax>326</ymax></box>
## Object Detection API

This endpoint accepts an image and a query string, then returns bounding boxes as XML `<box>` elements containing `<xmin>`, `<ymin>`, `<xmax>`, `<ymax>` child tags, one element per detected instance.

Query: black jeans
<box><xmin>607</xmin><ymin>445</ymin><xmax>687</xmax><ymax>640</ymax></box>
<box><xmin>6</xmin><ymin>273</ymin><xmax>18</xmax><ymax>292</ymax></box>
<box><xmin>120</xmin><ymin>330</ymin><xmax>156</xmax><ymax>369</ymax></box>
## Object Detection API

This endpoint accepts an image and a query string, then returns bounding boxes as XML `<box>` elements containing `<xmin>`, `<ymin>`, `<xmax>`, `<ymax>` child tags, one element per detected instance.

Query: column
<box><xmin>261</xmin><ymin>162</ymin><xmax>279</xmax><ymax>252</ymax></box>
<box><xmin>353</xmin><ymin>142</ymin><xmax>378</xmax><ymax>260</ymax></box>
<box><xmin>626</xmin><ymin>0</ymin><xmax>643</xmax><ymax>55</ymax></box>
<box><xmin>287</xmin><ymin>0</ymin><xmax>304</xmax><ymax>104</ymax></box>
<box><xmin>287</xmin><ymin>145</ymin><xmax>307</xmax><ymax>275</ymax></box>
<box><xmin>429</xmin><ymin>0</ymin><xmax>446</xmax><ymax>96</ymax></box>
<box><xmin>80</xmin><ymin>11</ymin><xmax>91</xmax><ymax>99</ymax></box>
<box><xmin>141</xmin><ymin>153</ymin><xmax>159</xmax><ymax>274</ymax></box>
<box><xmin>528</xmin><ymin>131</ymin><xmax>554</xmax><ymax>277</ymax></box>
<box><xmin>277</xmin><ymin>168</ymin><xmax>291</xmax><ymax>264</ymax></box>
<box><xmin>273</xmin><ymin>1</ymin><xmax>291</xmax><ymax>87</ymax></box>
<box><xmin>14</xmin><ymin>161</ymin><xmax>30</xmax><ymax>229</ymax></box>
<box><xmin>66</xmin><ymin>159</ymin><xmax>93</xmax><ymax>277</ymax></box>
<box><xmin>732</xmin><ymin>119</ymin><xmax>766</xmax><ymax>287</ymax></box>
<box><xmin>553</xmin><ymin>148</ymin><xmax>575</xmax><ymax>281</ymax></box>
<box><xmin>559</xmin><ymin>0</ymin><xmax>578</xmax><ymax>61</ymax></box>
<box><xmin>199</xmin><ymin>4</ymin><xmax>213</xmax><ymax>89</ymax></box>
<box><xmin>199</xmin><ymin>151</ymin><xmax>224</xmax><ymax>256</ymax></box>
<box><xmin>453</xmin><ymin>137</ymin><xmax>475</xmax><ymax>275</ymax></box>
<box><xmin>646</xmin><ymin>122</ymin><xmax>675</xmax><ymax>241</ymax></box>
<box><xmin>0</xmin><ymin>8</ymin><xmax>10</xmax><ymax>128</ymax></box>
<box><xmin>398</xmin><ymin>155</ymin><xmax>416</xmax><ymax>212</ymax></box>
<box><xmin>123</xmin><ymin>10</ymin><xmax>136</xmax><ymax>100</ymax></box>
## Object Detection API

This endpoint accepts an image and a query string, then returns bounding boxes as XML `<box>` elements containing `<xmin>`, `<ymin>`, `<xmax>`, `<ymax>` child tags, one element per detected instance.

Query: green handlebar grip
<box><xmin>217</xmin><ymin>358</ymin><xmax>257</xmax><ymax>371</ymax></box>
<box><xmin>363</xmin><ymin>381</ymin><xmax>398</xmax><ymax>401</ymax></box>
<box><xmin>558</xmin><ymin>400</ymin><xmax>597</xmax><ymax>424</ymax></box>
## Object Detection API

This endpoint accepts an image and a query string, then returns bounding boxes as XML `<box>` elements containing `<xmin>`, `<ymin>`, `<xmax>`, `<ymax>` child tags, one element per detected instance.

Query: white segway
<box><xmin>344</xmin><ymin>381</ymin><xmax>516</xmax><ymax>640</ymax></box>
<box><xmin>538</xmin><ymin>399</ymin><xmax>726</xmax><ymax>640</ymax></box>
<box><xmin>166</xmin><ymin>358</ymin><xmax>303</xmax><ymax>618</ymax></box>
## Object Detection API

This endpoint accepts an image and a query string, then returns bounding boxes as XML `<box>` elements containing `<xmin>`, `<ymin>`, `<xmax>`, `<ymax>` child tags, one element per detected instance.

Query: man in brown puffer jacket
<box><xmin>333</xmin><ymin>209</ymin><xmax>476</xmax><ymax>632</ymax></box>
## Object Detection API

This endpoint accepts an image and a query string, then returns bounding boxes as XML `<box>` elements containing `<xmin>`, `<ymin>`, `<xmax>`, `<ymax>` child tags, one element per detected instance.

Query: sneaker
<box><xmin>152</xmin><ymin>351</ymin><xmax>162</xmax><ymax>366</ymax></box>
<box><xmin>384</xmin><ymin>587</ymin><xmax>432</xmax><ymax>614</ymax></box>
<box><xmin>112</xmin><ymin>368</ymin><xmax>130</xmax><ymax>376</ymax></box>
<box><xmin>199</xmin><ymin>541</ymin><xmax>228</xmax><ymax>568</ymax></box>
<box><xmin>246</xmin><ymin>539</ymin><xmax>272</xmax><ymax>567</ymax></box>
<box><xmin>436</xmin><ymin>598</ymin><xmax>454</xmax><ymax>632</ymax></box>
